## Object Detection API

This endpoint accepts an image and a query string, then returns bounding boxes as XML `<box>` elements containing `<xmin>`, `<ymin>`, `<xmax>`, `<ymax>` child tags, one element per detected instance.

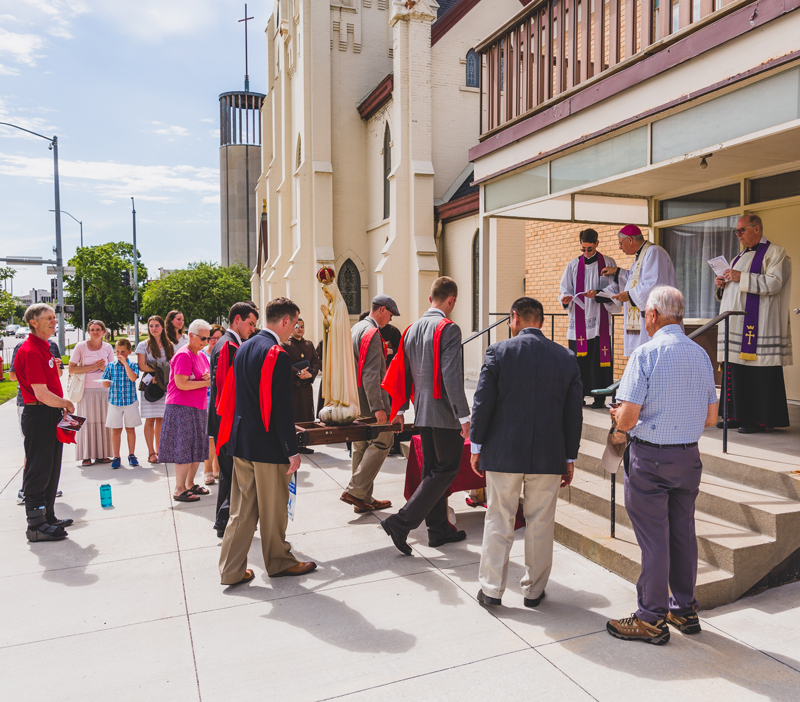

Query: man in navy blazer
<box><xmin>219</xmin><ymin>297</ymin><xmax>316</xmax><ymax>585</ymax></box>
<box><xmin>470</xmin><ymin>297</ymin><xmax>582</xmax><ymax>609</ymax></box>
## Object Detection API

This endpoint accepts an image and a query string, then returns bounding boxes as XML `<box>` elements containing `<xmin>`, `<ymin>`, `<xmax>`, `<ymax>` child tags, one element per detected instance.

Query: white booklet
<box><xmin>708</xmin><ymin>256</ymin><xmax>730</xmax><ymax>277</ymax></box>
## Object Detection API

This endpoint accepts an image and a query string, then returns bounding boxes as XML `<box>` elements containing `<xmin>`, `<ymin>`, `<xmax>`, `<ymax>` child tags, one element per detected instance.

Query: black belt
<box><xmin>633</xmin><ymin>437</ymin><xmax>697</xmax><ymax>450</ymax></box>
<box><xmin>24</xmin><ymin>401</ymin><xmax>45</xmax><ymax>406</ymax></box>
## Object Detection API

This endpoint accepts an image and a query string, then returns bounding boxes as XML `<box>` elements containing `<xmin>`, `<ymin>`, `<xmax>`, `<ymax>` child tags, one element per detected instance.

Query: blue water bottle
<box><xmin>100</xmin><ymin>483</ymin><xmax>113</xmax><ymax>508</ymax></box>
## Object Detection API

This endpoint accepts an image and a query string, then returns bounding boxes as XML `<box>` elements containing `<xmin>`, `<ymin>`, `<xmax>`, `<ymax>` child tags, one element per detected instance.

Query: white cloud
<box><xmin>202</xmin><ymin>195</ymin><xmax>220</xmax><ymax>205</ymax></box>
<box><xmin>0</xmin><ymin>152</ymin><xmax>219</xmax><ymax>201</ymax></box>
<box><xmin>153</xmin><ymin>125</ymin><xmax>189</xmax><ymax>137</ymax></box>
<box><xmin>0</xmin><ymin>97</ymin><xmax>59</xmax><ymax>138</ymax></box>
<box><xmin>200</xmin><ymin>118</ymin><xmax>214</xmax><ymax>123</ymax></box>
<box><xmin>0</xmin><ymin>28</ymin><xmax>46</xmax><ymax>66</ymax></box>
<box><xmin>0</xmin><ymin>63</ymin><xmax>21</xmax><ymax>76</ymax></box>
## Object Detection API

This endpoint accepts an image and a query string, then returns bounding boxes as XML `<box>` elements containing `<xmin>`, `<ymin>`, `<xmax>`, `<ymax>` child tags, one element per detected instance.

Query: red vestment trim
<box><xmin>214</xmin><ymin>340</ymin><xmax>237</xmax><ymax>412</ymax></box>
<box><xmin>432</xmin><ymin>319</ymin><xmax>454</xmax><ymax>399</ymax></box>
<box><xmin>357</xmin><ymin>326</ymin><xmax>386</xmax><ymax>388</ymax></box>
<box><xmin>216</xmin><ymin>345</ymin><xmax>285</xmax><ymax>455</ymax></box>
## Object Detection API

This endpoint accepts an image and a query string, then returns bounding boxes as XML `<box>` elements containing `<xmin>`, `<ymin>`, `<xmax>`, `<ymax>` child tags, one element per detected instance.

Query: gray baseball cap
<box><xmin>372</xmin><ymin>294</ymin><xmax>400</xmax><ymax>316</ymax></box>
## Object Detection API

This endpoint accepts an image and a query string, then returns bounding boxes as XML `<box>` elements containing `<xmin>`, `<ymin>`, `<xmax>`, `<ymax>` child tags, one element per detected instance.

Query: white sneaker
<box><xmin>17</xmin><ymin>489</ymin><xmax>25</xmax><ymax>505</ymax></box>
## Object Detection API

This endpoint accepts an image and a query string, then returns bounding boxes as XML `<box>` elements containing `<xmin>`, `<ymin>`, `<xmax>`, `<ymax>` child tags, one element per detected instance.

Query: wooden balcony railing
<box><xmin>477</xmin><ymin>0</ymin><xmax>743</xmax><ymax>135</ymax></box>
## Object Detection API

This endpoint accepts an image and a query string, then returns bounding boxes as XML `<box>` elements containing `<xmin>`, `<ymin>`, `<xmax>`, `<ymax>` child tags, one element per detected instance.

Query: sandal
<box><xmin>229</xmin><ymin>569</ymin><xmax>255</xmax><ymax>586</ymax></box>
<box><xmin>81</xmin><ymin>460</ymin><xmax>92</xmax><ymax>467</ymax></box>
<box><xmin>148</xmin><ymin>453</ymin><xmax>159</xmax><ymax>464</ymax></box>
<box><xmin>190</xmin><ymin>484</ymin><xmax>210</xmax><ymax>495</ymax></box>
<box><xmin>173</xmin><ymin>490</ymin><xmax>200</xmax><ymax>503</ymax></box>
<box><xmin>204</xmin><ymin>475</ymin><xmax>216</xmax><ymax>485</ymax></box>
<box><xmin>94</xmin><ymin>458</ymin><xmax>111</xmax><ymax>464</ymax></box>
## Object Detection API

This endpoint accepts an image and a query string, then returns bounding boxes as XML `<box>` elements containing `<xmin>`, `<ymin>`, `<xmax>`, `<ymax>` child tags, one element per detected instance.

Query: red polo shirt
<box><xmin>14</xmin><ymin>333</ymin><xmax>63</xmax><ymax>404</ymax></box>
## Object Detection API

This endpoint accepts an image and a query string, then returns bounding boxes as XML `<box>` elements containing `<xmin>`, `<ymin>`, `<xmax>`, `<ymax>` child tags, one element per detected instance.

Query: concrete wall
<box><xmin>220</xmin><ymin>144</ymin><xmax>261</xmax><ymax>269</ymax></box>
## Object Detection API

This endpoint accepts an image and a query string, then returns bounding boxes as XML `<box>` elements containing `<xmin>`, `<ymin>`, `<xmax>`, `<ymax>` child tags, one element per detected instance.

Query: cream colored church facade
<box><xmin>252</xmin><ymin>0</ymin><xmax>527</xmax><ymax>378</ymax></box>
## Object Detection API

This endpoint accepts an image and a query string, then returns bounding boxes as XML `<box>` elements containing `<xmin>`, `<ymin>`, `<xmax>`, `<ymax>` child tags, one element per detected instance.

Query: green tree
<box><xmin>141</xmin><ymin>262</ymin><xmax>251</xmax><ymax>324</ymax></box>
<box><xmin>65</xmin><ymin>242</ymin><xmax>148</xmax><ymax>337</ymax></box>
<box><xmin>0</xmin><ymin>290</ymin><xmax>16</xmax><ymax>323</ymax></box>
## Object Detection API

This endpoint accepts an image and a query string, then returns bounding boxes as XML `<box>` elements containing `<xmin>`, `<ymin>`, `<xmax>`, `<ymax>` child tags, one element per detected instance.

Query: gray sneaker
<box><xmin>17</xmin><ymin>489</ymin><xmax>25</xmax><ymax>505</ymax></box>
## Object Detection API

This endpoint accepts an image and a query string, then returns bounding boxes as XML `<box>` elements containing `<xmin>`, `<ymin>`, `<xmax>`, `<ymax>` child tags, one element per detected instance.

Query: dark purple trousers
<box><xmin>624</xmin><ymin>441</ymin><xmax>702</xmax><ymax>623</ymax></box>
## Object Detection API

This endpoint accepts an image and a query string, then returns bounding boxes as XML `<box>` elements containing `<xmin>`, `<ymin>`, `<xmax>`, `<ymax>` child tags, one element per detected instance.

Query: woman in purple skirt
<box><xmin>159</xmin><ymin>319</ymin><xmax>212</xmax><ymax>502</ymax></box>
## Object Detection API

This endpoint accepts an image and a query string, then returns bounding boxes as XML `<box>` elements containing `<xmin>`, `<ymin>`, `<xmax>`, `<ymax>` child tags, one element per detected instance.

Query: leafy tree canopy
<box><xmin>0</xmin><ymin>290</ymin><xmax>16</xmax><ymax>323</ymax></box>
<box><xmin>141</xmin><ymin>262</ymin><xmax>252</xmax><ymax>325</ymax></box>
<box><xmin>66</xmin><ymin>242</ymin><xmax>147</xmax><ymax>334</ymax></box>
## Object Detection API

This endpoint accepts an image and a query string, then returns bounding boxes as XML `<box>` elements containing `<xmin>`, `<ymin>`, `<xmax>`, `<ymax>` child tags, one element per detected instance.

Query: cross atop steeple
<box><xmin>239</xmin><ymin>4</ymin><xmax>254</xmax><ymax>92</ymax></box>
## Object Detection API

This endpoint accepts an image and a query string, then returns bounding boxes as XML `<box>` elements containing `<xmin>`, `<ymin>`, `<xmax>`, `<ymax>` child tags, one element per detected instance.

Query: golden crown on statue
<box><xmin>316</xmin><ymin>266</ymin><xmax>336</xmax><ymax>285</ymax></box>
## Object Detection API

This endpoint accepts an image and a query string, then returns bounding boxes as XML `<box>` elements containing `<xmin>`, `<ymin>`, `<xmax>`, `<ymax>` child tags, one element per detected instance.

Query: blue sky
<box><xmin>0</xmin><ymin>0</ymin><xmax>271</xmax><ymax>298</ymax></box>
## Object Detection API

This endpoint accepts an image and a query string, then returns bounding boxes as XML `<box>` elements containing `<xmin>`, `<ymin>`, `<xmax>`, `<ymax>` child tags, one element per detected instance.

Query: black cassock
<box><xmin>282</xmin><ymin>336</ymin><xmax>322</xmax><ymax>423</ymax></box>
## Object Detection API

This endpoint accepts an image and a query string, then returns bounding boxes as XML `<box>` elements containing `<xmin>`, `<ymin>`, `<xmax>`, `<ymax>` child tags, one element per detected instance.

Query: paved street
<box><xmin>1</xmin><ymin>382</ymin><xmax>799</xmax><ymax>701</ymax></box>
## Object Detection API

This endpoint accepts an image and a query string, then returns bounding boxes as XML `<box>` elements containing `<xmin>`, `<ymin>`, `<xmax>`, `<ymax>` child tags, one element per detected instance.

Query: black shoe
<box><xmin>428</xmin><ymin>529</ymin><xmax>467</xmax><ymax>548</ymax></box>
<box><xmin>524</xmin><ymin>590</ymin><xmax>546</xmax><ymax>608</ymax></box>
<box><xmin>388</xmin><ymin>446</ymin><xmax>402</xmax><ymax>456</ymax></box>
<box><xmin>299</xmin><ymin>447</ymin><xmax>315</xmax><ymax>454</ymax></box>
<box><xmin>591</xmin><ymin>399</ymin><xmax>606</xmax><ymax>409</ymax></box>
<box><xmin>216</xmin><ymin>528</ymin><xmax>225</xmax><ymax>538</ymax></box>
<box><xmin>49</xmin><ymin>518</ymin><xmax>73</xmax><ymax>528</ymax></box>
<box><xmin>381</xmin><ymin>520</ymin><xmax>412</xmax><ymax>556</ymax></box>
<box><xmin>26</xmin><ymin>524</ymin><xmax>68</xmax><ymax>542</ymax></box>
<box><xmin>716</xmin><ymin>419</ymin><xmax>740</xmax><ymax>429</ymax></box>
<box><xmin>477</xmin><ymin>589</ymin><xmax>501</xmax><ymax>607</ymax></box>
<box><xmin>738</xmin><ymin>424</ymin><xmax>765</xmax><ymax>434</ymax></box>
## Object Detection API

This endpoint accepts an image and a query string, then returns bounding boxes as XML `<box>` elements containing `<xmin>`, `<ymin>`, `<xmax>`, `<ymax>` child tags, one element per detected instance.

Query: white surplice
<box><xmin>605</xmin><ymin>243</ymin><xmax>677</xmax><ymax>356</ymax></box>
<box><xmin>716</xmin><ymin>236</ymin><xmax>793</xmax><ymax>367</ymax></box>
<box><xmin>559</xmin><ymin>254</ymin><xmax>620</xmax><ymax>340</ymax></box>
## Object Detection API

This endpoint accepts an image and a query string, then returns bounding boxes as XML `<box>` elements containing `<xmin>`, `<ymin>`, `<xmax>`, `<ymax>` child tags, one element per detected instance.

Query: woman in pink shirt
<box><xmin>158</xmin><ymin>319</ymin><xmax>212</xmax><ymax>502</ymax></box>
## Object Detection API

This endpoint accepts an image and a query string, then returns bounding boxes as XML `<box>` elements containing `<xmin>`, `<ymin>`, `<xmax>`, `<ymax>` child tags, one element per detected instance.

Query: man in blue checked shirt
<box><xmin>606</xmin><ymin>286</ymin><xmax>718</xmax><ymax>646</ymax></box>
<box><xmin>101</xmin><ymin>339</ymin><xmax>142</xmax><ymax>469</ymax></box>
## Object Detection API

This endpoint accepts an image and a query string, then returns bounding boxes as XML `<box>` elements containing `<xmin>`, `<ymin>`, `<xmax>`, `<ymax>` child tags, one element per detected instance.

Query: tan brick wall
<box><xmin>525</xmin><ymin>220</ymin><xmax>652</xmax><ymax>380</ymax></box>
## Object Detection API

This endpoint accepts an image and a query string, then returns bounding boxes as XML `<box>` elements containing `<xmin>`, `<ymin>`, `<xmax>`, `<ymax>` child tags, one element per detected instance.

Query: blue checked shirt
<box><xmin>101</xmin><ymin>358</ymin><xmax>140</xmax><ymax>407</ymax></box>
<box><xmin>617</xmin><ymin>324</ymin><xmax>718</xmax><ymax>444</ymax></box>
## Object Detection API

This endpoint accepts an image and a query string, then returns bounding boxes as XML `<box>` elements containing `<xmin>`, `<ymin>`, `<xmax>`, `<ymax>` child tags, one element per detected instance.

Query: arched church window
<box><xmin>339</xmin><ymin>259</ymin><xmax>361</xmax><ymax>315</ymax></box>
<box><xmin>472</xmin><ymin>231</ymin><xmax>480</xmax><ymax>331</ymax></box>
<box><xmin>466</xmin><ymin>49</ymin><xmax>479</xmax><ymax>88</ymax></box>
<box><xmin>383</xmin><ymin>124</ymin><xmax>391</xmax><ymax>219</ymax></box>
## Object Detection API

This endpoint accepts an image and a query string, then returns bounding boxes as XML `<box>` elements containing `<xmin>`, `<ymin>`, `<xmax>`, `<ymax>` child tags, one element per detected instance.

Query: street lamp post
<box><xmin>52</xmin><ymin>210</ymin><xmax>85</xmax><ymax>340</ymax></box>
<box><xmin>131</xmin><ymin>197</ymin><xmax>139</xmax><ymax>347</ymax></box>
<box><xmin>1</xmin><ymin>122</ymin><xmax>65</xmax><ymax>354</ymax></box>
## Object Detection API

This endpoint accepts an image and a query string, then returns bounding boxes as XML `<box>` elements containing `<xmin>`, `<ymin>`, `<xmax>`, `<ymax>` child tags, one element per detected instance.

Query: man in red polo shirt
<box><xmin>14</xmin><ymin>303</ymin><xmax>75</xmax><ymax>542</ymax></box>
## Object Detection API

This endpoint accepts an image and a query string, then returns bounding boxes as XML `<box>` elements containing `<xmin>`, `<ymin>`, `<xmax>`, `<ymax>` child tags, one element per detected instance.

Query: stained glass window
<box><xmin>339</xmin><ymin>259</ymin><xmax>361</xmax><ymax>315</ymax></box>
<box><xmin>466</xmin><ymin>49</ymin><xmax>479</xmax><ymax>88</ymax></box>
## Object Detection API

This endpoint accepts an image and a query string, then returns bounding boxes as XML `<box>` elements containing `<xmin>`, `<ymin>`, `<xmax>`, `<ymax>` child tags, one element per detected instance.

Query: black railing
<box><xmin>591</xmin><ymin>309</ymin><xmax>745</xmax><ymax>453</ymax></box>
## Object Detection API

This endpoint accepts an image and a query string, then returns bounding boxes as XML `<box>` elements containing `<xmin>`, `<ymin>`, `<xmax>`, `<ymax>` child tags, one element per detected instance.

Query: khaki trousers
<box><xmin>478</xmin><ymin>471</ymin><xmax>561</xmax><ymax>600</ymax></box>
<box><xmin>219</xmin><ymin>457</ymin><xmax>298</xmax><ymax>583</ymax></box>
<box><xmin>346</xmin><ymin>430</ymin><xmax>393</xmax><ymax>501</ymax></box>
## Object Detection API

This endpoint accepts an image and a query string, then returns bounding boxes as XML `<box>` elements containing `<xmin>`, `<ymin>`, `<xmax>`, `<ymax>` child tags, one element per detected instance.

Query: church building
<box><xmin>252</xmin><ymin>0</ymin><xmax>527</xmax><ymax>378</ymax></box>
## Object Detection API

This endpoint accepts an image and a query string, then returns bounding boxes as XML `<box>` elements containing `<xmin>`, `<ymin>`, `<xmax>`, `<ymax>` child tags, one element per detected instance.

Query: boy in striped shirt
<box><xmin>102</xmin><ymin>339</ymin><xmax>142</xmax><ymax>469</ymax></box>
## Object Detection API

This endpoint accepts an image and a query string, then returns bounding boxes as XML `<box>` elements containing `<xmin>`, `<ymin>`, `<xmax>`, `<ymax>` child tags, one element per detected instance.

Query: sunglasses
<box><xmin>196</xmin><ymin>335</ymin><xmax>210</xmax><ymax>342</ymax></box>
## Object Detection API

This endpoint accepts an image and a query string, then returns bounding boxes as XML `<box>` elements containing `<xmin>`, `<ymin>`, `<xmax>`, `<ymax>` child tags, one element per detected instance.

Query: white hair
<box><xmin>24</xmin><ymin>302</ymin><xmax>54</xmax><ymax>324</ymax></box>
<box><xmin>188</xmin><ymin>319</ymin><xmax>211</xmax><ymax>335</ymax></box>
<box><xmin>646</xmin><ymin>285</ymin><xmax>684</xmax><ymax>322</ymax></box>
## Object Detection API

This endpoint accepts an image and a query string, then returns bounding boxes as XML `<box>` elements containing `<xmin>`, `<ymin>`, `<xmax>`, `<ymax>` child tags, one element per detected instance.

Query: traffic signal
<box><xmin>50</xmin><ymin>278</ymin><xmax>57</xmax><ymax>301</ymax></box>
<box><xmin>121</xmin><ymin>270</ymin><xmax>131</xmax><ymax>288</ymax></box>
<box><xmin>130</xmin><ymin>299</ymin><xmax>139</xmax><ymax>314</ymax></box>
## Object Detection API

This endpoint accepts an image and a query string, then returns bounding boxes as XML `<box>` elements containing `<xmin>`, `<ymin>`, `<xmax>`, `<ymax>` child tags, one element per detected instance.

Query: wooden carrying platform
<box><xmin>295</xmin><ymin>418</ymin><xmax>411</xmax><ymax>447</ymax></box>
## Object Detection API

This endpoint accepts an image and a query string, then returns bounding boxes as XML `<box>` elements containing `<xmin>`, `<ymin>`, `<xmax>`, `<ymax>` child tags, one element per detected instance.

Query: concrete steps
<box><xmin>553</xmin><ymin>410</ymin><xmax>800</xmax><ymax>609</ymax></box>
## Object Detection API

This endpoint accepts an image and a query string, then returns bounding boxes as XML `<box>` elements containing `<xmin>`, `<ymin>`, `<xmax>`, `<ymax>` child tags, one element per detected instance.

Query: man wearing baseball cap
<box><xmin>602</xmin><ymin>225</ymin><xmax>677</xmax><ymax>356</ymax></box>
<box><xmin>341</xmin><ymin>294</ymin><xmax>403</xmax><ymax>513</ymax></box>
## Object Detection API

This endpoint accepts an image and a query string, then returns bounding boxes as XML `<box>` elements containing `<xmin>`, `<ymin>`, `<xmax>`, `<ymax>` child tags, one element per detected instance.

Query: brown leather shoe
<box><xmin>271</xmin><ymin>561</ymin><xmax>317</xmax><ymax>577</ymax></box>
<box><xmin>340</xmin><ymin>491</ymin><xmax>375</xmax><ymax>512</ymax></box>
<box><xmin>354</xmin><ymin>497</ymin><xmax>393</xmax><ymax>513</ymax></box>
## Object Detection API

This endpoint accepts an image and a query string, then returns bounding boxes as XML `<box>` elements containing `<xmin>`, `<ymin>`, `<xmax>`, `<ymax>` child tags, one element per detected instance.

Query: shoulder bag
<box><xmin>66</xmin><ymin>342</ymin><xmax>87</xmax><ymax>404</ymax></box>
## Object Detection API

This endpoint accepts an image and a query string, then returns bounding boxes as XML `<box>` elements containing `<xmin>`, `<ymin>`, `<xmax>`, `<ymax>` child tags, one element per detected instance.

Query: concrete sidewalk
<box><xmin>1</xmin><ymin>394</ymin><xmax>799</xmax><ymax>701</ymax></box>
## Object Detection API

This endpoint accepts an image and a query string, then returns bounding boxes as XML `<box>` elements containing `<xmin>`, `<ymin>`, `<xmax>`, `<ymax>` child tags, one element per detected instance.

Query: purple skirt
<box><xmin>159</xmin><ymin>404</ymin><xmax>208</xmax><ymax>464</ymax></box>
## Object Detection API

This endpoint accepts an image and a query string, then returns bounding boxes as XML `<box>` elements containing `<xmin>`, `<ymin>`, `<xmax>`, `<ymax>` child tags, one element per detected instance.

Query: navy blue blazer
<box><xmin>207</xmin><ymin>329</ymin><xmax>240</xmax><ymax>438</ymax></box>
<box><xmin>470</xmin><ymin>327</ymin><xmax>583</xmax><ymax>475</ymax></box>
<box><xmin>227</xmin><ymin>329</ymin><xmax>298</xmax><ymax>464</ymax></box>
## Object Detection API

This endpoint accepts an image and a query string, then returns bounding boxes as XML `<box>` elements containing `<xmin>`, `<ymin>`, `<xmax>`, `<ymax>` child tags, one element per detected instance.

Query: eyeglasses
<box><xmin>197</xmin><ymin>335</ymin><xmax>210</xmax><ymax>342</ymax></box>
<box><xmin>732</xmin><ymin>225</ymin><xmax>755</xmax><ymax>236</ymax></box>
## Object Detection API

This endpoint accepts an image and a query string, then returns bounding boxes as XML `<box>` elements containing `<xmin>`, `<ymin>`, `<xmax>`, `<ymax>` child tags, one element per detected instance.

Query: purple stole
<box><xmin>575</xmin><ymin>253</ymin><xmax>611</xmax><ymax>367</ymax></box>
<box><xmin>731</xmin><ymin>240</ymin><xmax>770</xmax><ymax>361</ymax></box>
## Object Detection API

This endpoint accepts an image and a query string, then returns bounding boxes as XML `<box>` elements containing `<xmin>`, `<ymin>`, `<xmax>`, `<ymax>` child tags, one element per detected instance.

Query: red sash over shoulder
<box><xmin>216</xmin><ymin>344</ymin><xmax>285</xmax><ymax>456</ymax></box>
<box><xmin>381</xmin><ymin>317</ymin><xmax>454</xmax><ymax>420</ymax></box>
<box><xmin>357</xmin><ymin>326</ymin><xmax>386</xmax><ymax>388</ymax></box>
<box><xmin>214</xmin><ymin>340</ymin><xmax>237</xmax><ymax>411</ymax></box>
<box><xmin>432</xmin><ymin>318</ymin><xmax>454</xmax><ymax>399</ymax></box>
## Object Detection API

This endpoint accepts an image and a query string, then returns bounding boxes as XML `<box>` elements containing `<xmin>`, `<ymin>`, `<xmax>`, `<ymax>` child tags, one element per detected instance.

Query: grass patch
<box><xmin>0</xmin><ymin>379</ymin><xmax>18</xmax><ymax>406</ymax></box>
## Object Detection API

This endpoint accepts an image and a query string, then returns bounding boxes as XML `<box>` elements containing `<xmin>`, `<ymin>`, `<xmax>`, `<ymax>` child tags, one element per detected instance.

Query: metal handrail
<box><xmin>462</xmin><ymin>315</ymin><xmax>509</xmax><ymax>347</ymax></box>
<box><xmin>591</xmin><ymin>309</ymin><xmax>745</xmax><ymax>454</ymax></box>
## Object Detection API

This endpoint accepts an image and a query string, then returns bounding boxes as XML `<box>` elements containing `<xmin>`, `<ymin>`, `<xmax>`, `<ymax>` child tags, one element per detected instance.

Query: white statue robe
<box><xmin>606</xmin><ymin>243</ymin><xmax>677</xmax><ymax>356</ymax></box>
<box><xmin>559</xmin><ymin>253</ymin><xmax>620</xmax><ymax>341</ymax></box>
<box><xmin>716</xmin><ymin>237</ymin><xmax>793</xmax><ymax>367</ymax></box>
